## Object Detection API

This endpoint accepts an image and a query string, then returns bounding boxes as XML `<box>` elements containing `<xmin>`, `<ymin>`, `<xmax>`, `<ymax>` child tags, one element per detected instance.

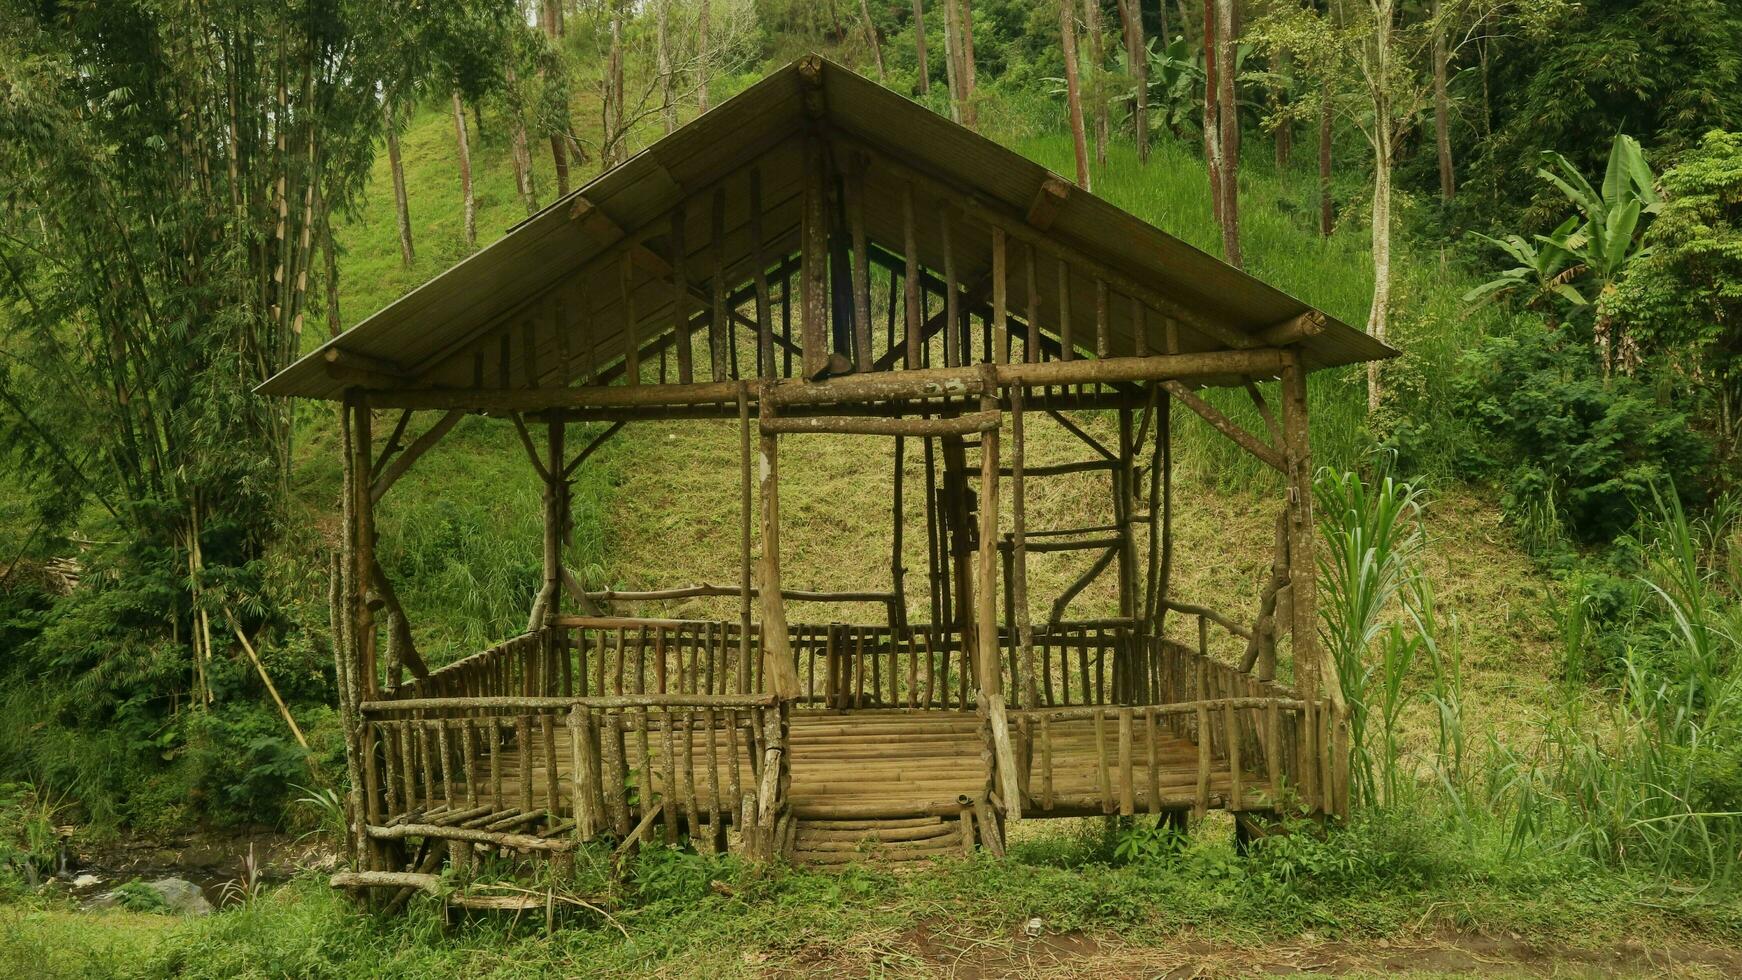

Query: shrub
<box><xmin>1452</xmin><ymin>318</ymin><xmax>1709</xmax><ymax>545</ymax></box>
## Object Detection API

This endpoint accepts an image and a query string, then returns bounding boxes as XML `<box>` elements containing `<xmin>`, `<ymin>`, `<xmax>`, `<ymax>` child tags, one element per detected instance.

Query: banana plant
<box><xmin>1536</xmin><ymin>134</ymin><xmax>1661</xmax><ymax>302</ymax></box>
<box><xmin>1469</xmin><ymin>134</ymin><xmax>1660</xmax><ymax>325</ymax></box>
<box><xmin>1463</xmin><ymin>216</ymin><xmax>1585</xmax><ymax>310</ymax></box>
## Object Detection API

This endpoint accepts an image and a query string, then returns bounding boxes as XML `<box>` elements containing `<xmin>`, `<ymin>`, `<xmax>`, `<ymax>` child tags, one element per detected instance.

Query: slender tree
<box><xmin>658</xmin><ymin>0</ymin><xmax>676</xmax><ymax>133</ymax></box>
<box><xmin>912</xmin><ymin>0</ymin><xmax>931</xmax><ymax>94</ymax></box>
<box><xmin>958</xmin><ymin>0</ymin><xmax>979</xmax><ymax>129</ymax></box>
<box><xmin>1117</xmin><ymin>0</ymin><xmax>1149</xmax><ymax>162</ymax></box>
<box><xmin>1431</xmin><ymin>0</ymin><xmax>1455</xmax><ymax>200</ymax></box>
<box><xmin>860</xmin><ymin>0</ymin><xmax>887</xmax><ymax>80</ymax></box>
<box><xmin>541</xmin><ymin>0</ymin><xmax>572</xmax><ymax>195</ymax></box>
<box><xmin>384</xmin><ymin>105</ymin><xmax>415</xmax><ymax>266</ymax></box>
<box><xmin>1083</xmin><ymin>0</ymin><xmax>1109</xmax><ymax>166</ymax></box>
<box><xmin>1203</xmin><ymin>0</ymin><xmax>1222</xmax><ymax>220</ymax></box>
<box><xmin>451</xmin><ymin>88</ymin><xmax>477</xmax><ymax>247</ymax></box>
<box><xmin>1216</xmin><ymin>0</ymin><xmax>1241</xmax><ymax>267</ymax></box>
<box><xmin>698</xmin><ymin>0</ymin><xmax>712</xmax><ymax>112</ymax></box>
<box><xmin>943</xmin><ymin>0</ymin><xmax>962</xmax><ymax>122</ymax></box>
<box><xmin>1061</xmin><ymin>0</ymin><xmax>1092</xmax><ymax>190</ymax></box>
<box><xmin>1318</xmin><ymin>80</ymin><xmax>1334</xmax><ymax>236</ymax></box>
<box><xmin>505</xmin><ymin>59</ymin><xmax>540</xmax><ymax>215</ymax></box>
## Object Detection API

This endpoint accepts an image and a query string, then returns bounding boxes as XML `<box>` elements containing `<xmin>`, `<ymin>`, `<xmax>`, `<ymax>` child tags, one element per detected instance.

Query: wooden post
<box><xmin>800</xmin><ymin>135</ymin><xmax>830</xmax><ymax>379</ymax></box>
<box><xmin>977</xmin><ymin>365</ymin><xmax>1020</xmax><ymax>820</ymax></box>
<box><xmin>991</xmin><ymin>228</ymin><xmax>1008</xmax><ymax>364</ymax></box>
<box><xmin>710</xmin><ymin>187</ymin><xmax>729</xmax><ymax>380</ymax></box>
<box><xmin>1009</xmin><ymin>388</ymin><xmax>1038</xmax><ymax>712</ymax></box>
<box><xmin>738</xmin><ymin>384</ymin><xmax>754</xmax><ymax>694</ymax></box>
<box><xmin>1114</xmin><ymin>406</ymin><xmax>1137</xmax><ymax>701</ymax></box>
<box><xmin>757</xmin><ymin>382</ymin><xmax>801</xmax><ymax>698</ymax></box>
<box><xmin>621</xmin><ymin>253</ymin><xmax>639</xmax><ymax>384</ymax></box>
<box><xmin>672</xmin><ymin>203</ymin><xmax>692</xmax><ymax>383</ymax></box>
<box><xmin>1280</xmin><ymin>354</ymin><xmax>1322</xmax><ymax>705</ymax></box>
<box><xmin>891</xmin><ymin>434</ymin><xmax>907</xmax><ymax>629</ymax></box>
<box><xmin>904</xmin><ymin>183</ymin><xmax>922</xmax><ymax>370</ymax></box>
<box><xmin>750</xmin><ymin>168</ymin><xmax>774</xmax><ymax>377</ymax></box>
<box><xmin>846</xmin><ymin>160</ymin><xmax>874</xmax><ymax>373</ymax></box>
<box><xmin>942</xmin><ymin>210</ymin><xmax>960</xmax><ymax>367</ymax></box>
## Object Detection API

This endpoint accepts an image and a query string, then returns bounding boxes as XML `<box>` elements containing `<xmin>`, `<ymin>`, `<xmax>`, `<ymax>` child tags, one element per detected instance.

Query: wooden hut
<box><xmin>261</xmin><ymin>57</ymin><xmax>1392</xmax><ymax>887</ymax></box>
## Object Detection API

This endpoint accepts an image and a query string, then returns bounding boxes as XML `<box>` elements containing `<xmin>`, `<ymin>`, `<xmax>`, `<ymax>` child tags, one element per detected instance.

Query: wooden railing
<box><xmin>357</xmin><ymin>692</ymin><xmax>790</xmax><ymax>858</ymax></box>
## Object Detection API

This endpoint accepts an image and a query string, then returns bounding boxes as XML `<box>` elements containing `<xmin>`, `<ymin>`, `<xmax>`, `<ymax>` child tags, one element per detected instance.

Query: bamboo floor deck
<box><xmin>384</xmin><ymin>709</ymin><xmax>1258</xmax><ymax>857</ymax></box>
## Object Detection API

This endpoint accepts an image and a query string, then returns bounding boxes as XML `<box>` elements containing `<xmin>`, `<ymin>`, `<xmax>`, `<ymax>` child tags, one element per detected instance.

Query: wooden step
<box><xmin>791</xmin><ymin>815</ymin><xmax>965</xmax><ymax>867</ymax></box>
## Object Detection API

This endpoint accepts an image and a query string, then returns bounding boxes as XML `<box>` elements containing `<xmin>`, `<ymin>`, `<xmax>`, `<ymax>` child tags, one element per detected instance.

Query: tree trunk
<box><xmin>1274</xmin><ymin>51</ymin><xmax>1292</xmax><ymax>171</ymax></box>
<box><xmin>1117</xmin><ymin>0</ymin><xmax>1148</xmax><ymax>163</ymax></box>
<box><xmin>698</xmin><ymin>0</ymin><xmax>712</xmax><ymax>113</ymax></box>
<box><xmin>319</xmin><ymin>190</ymin><xmax>341</xmax><ymax>337</ymax></box>
<box><xmin>506</xmin><ymin>63</ymin><xmax>538</xmax><ymax>216</ymax></box>
<box><xmin>1083</xmin><ymin>0</ymin><xmax>1108</xmax><ymax>167</ymax></box>
<box><xmin>1202</xmin><ymin>0</ymin><xmax>1221</xmax><ymax>221</ymax></box>
<box><xmin>860</xmin><ymin>0</ymin><xmax>886</xmax><ymax>80</ymax></box>
<box><xmin>384</xmin><ymin>110</ymin><xmax>414</xmax><ymax>267</ymax></box>
<box><xmin>828</xmin><ymin>0</ymin><xmax>847</xmax><ymax>41</ymax></box>
<box><xmin>943</xmin><ymin>0</ymin><xmax>962</xmax><ymax>123</ymax></box>
<box><xmin>1215</xmin><ymin>0</ymin><xmax>1241</xmax><ymax>268</ymax></box>
<box><xmin>658</xmin><ymin>0</ymin><xmax>675</xmax><ymax>133</ymax></box>
<box><xmin>912</xmin><ymin>0</ymin><xmax>931</xmax><ymax>94</ymax></box>
<box><xmin>1431</xmin><ymin>0</ymin><xmax>1455</xmax><ymax>201</ymax></box>
<box><xmin>1061</xmin><ymin>0</ymin><xmax>1091</xmax><ymax>191</ymax></box>
<box><xmin>605</xmin><ymin>0</ymin><xmax>626</xmax><ymax>170</ymax></box>
<box><xmin>1318</xmin><ymin>82</ymin><xmax>1333</xmax><ymax>237</ymax></box>
<box><xmin>1365</xmin><ymin>0</ymin><xmax>1397</xmax><ymax>411</ymax></box>
<box><xmin>451</xmin><ymin>88</ymin><xmax>476</xmax><ymax>249</ymax></box>
<box><xmin>542</xmin><ymin>0</ymin><xmax>570</xmax><ymax>196</ymax></box>
<box><xmin>958</xmin><ymin>0</ymin><xmax>978</xmax><ymax>130</ymax></box>
<box><xmin>1368</xmin><ymin>124</ymin><xmax>1392</xmax><ymax>411</ymax></box>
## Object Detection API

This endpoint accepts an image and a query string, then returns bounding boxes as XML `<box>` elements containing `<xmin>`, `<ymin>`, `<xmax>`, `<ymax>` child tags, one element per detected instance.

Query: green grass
<box><xmin>6</xmin><ymin>812</ymin><xmax>1739</xmax><ymax>978</ymax></box>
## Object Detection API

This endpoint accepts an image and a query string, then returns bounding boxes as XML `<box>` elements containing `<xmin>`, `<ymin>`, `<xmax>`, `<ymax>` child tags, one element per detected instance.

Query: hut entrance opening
<box><xmin>264</xmin><ymin>57</ymin><xmax>1391</xmax><ymax>885</ymax></box>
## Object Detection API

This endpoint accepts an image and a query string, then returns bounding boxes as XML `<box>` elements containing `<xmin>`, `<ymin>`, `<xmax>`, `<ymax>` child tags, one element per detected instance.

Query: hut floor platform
<box><xmin>388</xmin><ymin>709</ymin><xmax>1262</xmax><ymax>865</ymax></box>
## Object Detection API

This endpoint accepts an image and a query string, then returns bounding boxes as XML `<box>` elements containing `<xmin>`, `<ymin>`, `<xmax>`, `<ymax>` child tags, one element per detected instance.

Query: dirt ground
<box><xmin>800</xmin><ymin>922</ymin><xmax>1742</xmax><ymax>978</ymax></box>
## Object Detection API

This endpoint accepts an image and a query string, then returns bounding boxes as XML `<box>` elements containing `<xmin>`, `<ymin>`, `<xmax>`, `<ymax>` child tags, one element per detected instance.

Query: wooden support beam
<box><xmin>760</xmin><ymin>411</ymin><xmax>1000</xmax><ymax>437</ymax></box>
<box><xmin>1024</xmin><ymin>177</ymin><xmax>1071</xmax><ymax>230</ymax></box>
<box><xmin>1160</xmin><ymin>380</ymin><xmax>1286</xmax><ymax>473</ymax></box>
<box><xmin>370</xmin><ymin>409</ymin><xmax>465</xmax><ymax>503</ymax></box>
<box><xmin>368</xmin><ymin>350</ymin><xmax>1289</xmax><ymax>412</ymax></box>
<box><xmin>561</xmin><ymin>420</ymin><xmax>625</xmax><ymax>479</ymax></box>
<box><xmin>1048</xmin><ymin>545</ymin><xmax>1118</xmax><ymax>626</ymax></box>
<box><xmin>1258</xmin><ymin>310</ymin><xmax>1327</xmax><ymax>347</ymax></box>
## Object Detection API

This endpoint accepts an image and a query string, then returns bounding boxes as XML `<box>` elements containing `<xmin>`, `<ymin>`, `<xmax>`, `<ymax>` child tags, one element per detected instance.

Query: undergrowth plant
<box><xmin>1489</xmin><ymin>488</ymin><xmax>1742</xmax><ymax>883</ymax></box>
